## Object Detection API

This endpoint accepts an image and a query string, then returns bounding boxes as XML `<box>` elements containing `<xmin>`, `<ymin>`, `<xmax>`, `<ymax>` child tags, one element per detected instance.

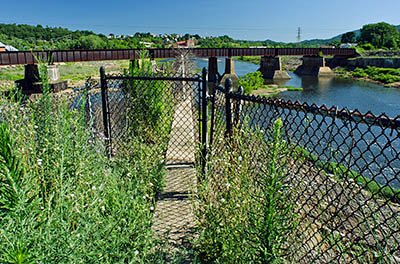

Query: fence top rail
<box><xmin>216</xmin><ymin>86</ymin><xmax>400</xmax><ymax>129</ymax></box>
<box><xmin>104</xmin><ymin>74</ymin><xmax>201</xmax><ymax>82</ymax></box>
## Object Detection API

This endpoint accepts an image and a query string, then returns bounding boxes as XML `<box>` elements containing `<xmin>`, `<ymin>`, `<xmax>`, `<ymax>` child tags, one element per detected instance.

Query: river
<box><xmin>193</xmin><ymin>58</ymin><xmax>400</xmax><ymax>190</ymax></box>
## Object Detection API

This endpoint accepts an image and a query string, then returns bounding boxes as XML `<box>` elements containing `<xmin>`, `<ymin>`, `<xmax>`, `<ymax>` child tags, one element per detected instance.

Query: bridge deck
<box><xmin>0</xmin><ymin>48</ymin><xmax>356</xmax><ymax>66</ymax></box>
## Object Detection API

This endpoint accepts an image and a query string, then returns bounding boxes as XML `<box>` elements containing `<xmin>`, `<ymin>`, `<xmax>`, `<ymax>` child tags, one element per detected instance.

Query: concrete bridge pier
<box><xmin>295</xmin><ymin>56</ymin><xmax>334</xmax><ymax>77</ymax></box>
<box><xmin>207</xmin><ymin>57</ymin><xmax>219</xmax><ymax>91</ymax></box>
<box><xmin>221</xmin><ymin>57</ymin><xmax>239</xmax><ymax>88</ymax></box>
<box><xmin>15</xmin><ymin>64</ymin><xmax>67</xmax><ymax>94</ymax></box>
<box><xmin>258</xmin><ymin>56</ymin><xmax>291</xmax><ymax>81</ymax></box>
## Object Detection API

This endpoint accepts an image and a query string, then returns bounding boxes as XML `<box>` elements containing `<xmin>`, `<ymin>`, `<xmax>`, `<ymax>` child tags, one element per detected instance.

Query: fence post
<box><xmin>225</xmin><ymin>78</ymin><xmax>233</xmax><ymax>138</ymax></box>
<box><xmin>100</xmin><ymin>67</ymin><xmax>110</xmax><ymax>157</ymax></box>
<box><xmin>233</xmin><ymin>86</ymin><xmax>244</xmax><ymax>128</ymax></box>
<box><xmin>201</xmin><ymin>67</ymin><xmax>208</xmax><ymax>177</ymax></box>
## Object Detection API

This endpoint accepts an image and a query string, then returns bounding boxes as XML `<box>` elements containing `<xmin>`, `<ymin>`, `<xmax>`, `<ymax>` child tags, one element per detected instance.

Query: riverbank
<box><xmin>235</xmin><ymin>56</ymin><xmax>302</xmax><ymax>71</ymax></box>
<box><xmin>334</xmin><ymin>66</ymin><xmax>400</xmax><ymax>88</ymax></box>
<box><xmin>250</xmin><ymin>84</ymin><xmax>303</xmax><ymax>98</ymax></box>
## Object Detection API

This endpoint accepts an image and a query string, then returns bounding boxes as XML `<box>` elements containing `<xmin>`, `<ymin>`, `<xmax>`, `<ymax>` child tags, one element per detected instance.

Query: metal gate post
<box><xmin>201</xmin><ymin>68</ymin><xmax>208</xmax><ymax>177</ymax></box>
<box><xmin>225</xmin><ymin>78</ymin><xmax>233</xmax><ymax>138</ymax></box>
<box><xmin>100</xmin><ymin>67</ymin><xmax>111</xmax><ymax>157</ymax></box>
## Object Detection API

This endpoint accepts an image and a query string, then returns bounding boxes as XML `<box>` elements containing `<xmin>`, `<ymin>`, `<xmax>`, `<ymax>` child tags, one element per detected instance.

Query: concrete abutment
<box><xmin>295</xmin><ymin>56</ymin><xmax>334</xmax><ymax>77</ymax></box>
<box><xmin>221</xmin><ymin>57</ymin><xmax>239</xmax><ymax>88</ymax></box>
<box><xmin>258</xmin><ymin>56</ymin><xmax>291</xmax><ymax>81</ymax></box>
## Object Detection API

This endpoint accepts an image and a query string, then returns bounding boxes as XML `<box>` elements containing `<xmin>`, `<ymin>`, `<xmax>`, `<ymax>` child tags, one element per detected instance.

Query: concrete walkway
<box><xmin>153</xmin><ymin>97</ymin><xmax>197</xmax><ymax>262</ymax></box>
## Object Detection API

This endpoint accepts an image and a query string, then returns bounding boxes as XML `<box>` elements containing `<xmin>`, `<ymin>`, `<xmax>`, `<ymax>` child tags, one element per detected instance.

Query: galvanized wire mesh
<box><xmin>101</xmin><ymin>72</ymin><xmax>202</xmax><ymax>162</ymax></box>
<box><xmin>209</xmin><ymin>83</ymin><xmax>400</xmax><ymax>263</ymax></box>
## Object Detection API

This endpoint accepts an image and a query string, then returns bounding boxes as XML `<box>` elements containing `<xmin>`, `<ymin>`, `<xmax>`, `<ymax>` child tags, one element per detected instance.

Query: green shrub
<box><xmin>238</xmin><ymin>71</ymin><xmax>264</xmax><ymax>94</ymax></box>
<box><xmin>122</xmin><ymin>53</ymin><xmax>174</xmax><ymax>145</ymax></box>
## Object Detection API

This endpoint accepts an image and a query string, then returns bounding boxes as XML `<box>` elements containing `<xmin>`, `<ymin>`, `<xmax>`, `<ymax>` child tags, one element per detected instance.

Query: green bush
<box><xmin>122</xmin><ymin>53</ymin><xmax>174</xmax><ymax>145</ymax></box>
<box><xmin>238</xmin><ymin>71</ymin><xmax>264</xmax><ymax>94</ymax></box>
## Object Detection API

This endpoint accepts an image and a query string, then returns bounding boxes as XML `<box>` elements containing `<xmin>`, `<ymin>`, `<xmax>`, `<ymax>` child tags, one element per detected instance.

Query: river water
<box><xmin>193</xmin><ymin>58</ymin><xmax>400</xmax><ymax>189</ymax></box>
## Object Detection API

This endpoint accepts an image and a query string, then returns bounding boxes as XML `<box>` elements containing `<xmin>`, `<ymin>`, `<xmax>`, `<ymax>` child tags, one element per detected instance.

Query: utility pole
<box><xmin>297</xmin><ymin>27</ymin><xmax>301</xmax><ymax>43</ymax></box>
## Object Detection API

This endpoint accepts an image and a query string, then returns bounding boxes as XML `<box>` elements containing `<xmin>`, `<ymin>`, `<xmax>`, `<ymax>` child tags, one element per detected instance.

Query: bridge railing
<box><xmin>0</xmin><ymin>48</ymin><xmax>357</xmax><ymax>66</ymax></box>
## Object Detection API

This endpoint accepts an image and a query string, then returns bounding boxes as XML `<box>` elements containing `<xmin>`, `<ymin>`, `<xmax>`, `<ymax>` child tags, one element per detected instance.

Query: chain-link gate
<box><xmin>99</xmin><ymin>66</ymin><xmax>207</xmax><ymax>166</ymax></box>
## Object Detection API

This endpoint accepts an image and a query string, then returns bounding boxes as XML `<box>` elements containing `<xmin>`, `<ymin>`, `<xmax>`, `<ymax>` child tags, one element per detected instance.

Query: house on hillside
<box><xmin>173</xmin><ymin>39</ymin><xmax>196</xmax><ymax>48</ymax></box>
<box><xmin>0</xmin><ymin>42</ymin><xmax>6</xmax><ymax>52</ymax></box>
<box><xmin>0</xmin><ymin>42</ymin><xmax>18</xmax><ymax>52</ymax></box>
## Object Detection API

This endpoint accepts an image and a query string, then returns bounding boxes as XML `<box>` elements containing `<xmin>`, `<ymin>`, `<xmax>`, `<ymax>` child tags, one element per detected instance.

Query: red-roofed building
<box><xmin>173</xmin><ymin>39</ymin><xmax>195</xmax><ymax>48</ymax></box>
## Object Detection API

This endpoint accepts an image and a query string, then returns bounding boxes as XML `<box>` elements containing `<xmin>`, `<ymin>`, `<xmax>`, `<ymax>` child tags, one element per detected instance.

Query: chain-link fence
<box><xmin>99</xmin><ymin>67</ymin><xmax>203</xmax><ymax>164</ymax></box>
<box><xmin>208</xmin><ymin>79</ymin><xmax>400</xmax><ymax>263</ymax></box>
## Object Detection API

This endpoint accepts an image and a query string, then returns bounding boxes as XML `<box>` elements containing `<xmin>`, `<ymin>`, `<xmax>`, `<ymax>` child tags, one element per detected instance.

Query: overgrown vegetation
<box><xmin>349</xmin><ymin>66</ymin><xmax>400</xmax><ymax>83</ymax></box>
<box><xmin>238</xmin><ymin>71</ymin><xmax>264</xmax><ymax>94</ymax></box>
<box><xmin>194</xmin><ymin>119</ymin><xmax>298</xmax><ymax>263</ymax></box>
<box><xmin>0</xmin><ymin>59</ymin><xmax>171</xmax><ymax>262</ymax></box>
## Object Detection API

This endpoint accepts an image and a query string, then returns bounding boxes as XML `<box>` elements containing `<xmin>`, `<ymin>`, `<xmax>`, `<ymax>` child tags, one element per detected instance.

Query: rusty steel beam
<box><xmin>0</xmin><ymin>48</ymin><xmax>357</xmax><ymax>66</ymax></box>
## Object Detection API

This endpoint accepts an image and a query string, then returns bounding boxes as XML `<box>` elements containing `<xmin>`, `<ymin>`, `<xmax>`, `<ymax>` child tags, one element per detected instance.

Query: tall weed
<box><xmin>0</xmin><ymin>63</ymin><xmax>166</xmax><ymax>262</ymax></box>
<box><xmin>194</xmin><ymin>119</ymin><xmax>298</xmax><ymax>263</ymax></box>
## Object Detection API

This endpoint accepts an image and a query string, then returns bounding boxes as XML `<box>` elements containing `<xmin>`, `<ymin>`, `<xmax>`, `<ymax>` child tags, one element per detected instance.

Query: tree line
<box><xmin>1</xmin><ymin>22</ymin><xmax>399</xmax><ymax>51</ymax></box>
<box><xmin>341</xmin><ymin>22</ymin><xmax>400</xmax><ymax>49</ymax></box>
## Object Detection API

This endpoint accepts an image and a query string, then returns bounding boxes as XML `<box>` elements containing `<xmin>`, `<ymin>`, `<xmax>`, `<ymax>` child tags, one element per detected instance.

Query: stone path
<box><xmin>153</xmin><ymin>97</ymin><xmax>197</xmax><ymax>262</ymax></box>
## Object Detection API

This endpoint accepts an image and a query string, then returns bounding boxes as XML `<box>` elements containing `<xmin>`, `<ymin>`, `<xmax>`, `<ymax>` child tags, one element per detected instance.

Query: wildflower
<box><xmin>238</xmin><ymin>156</ymin><xmax>242</xmax><ymax>161</ymax></box>
<box><xmin>92</xmin><ymin>186</ymin><xmax>97</xmax><ymax>191</ymax></box>
<box><xmin>134</xmin><ymin>250</ymin><xmax>139</xmax><ymax>256</ymax></box>
<box><xmin>34</xmin><ymin>125</ymin><xmax>38</xmax><ymax>129</ymax></box>
<box><xmin>92</xmin><ymin>172</ymin><xmax>95</xmax><ymax>176</ymax></box>
<box><xmin>70</xmin><ymin>193</ymin><xmax>75</xmax><ymax>198</ymax></box>
<box><xmin>88</xmin><ymin>139</ymin><xmax>92</xmax><ymax>143</ymax></box>
<box><xmin>221</xmin><ymin>198</ymin><xmax>225</xmax><ymax>203</ymax></box>
<box><xmin>37</xmin><ymin>159</ymin><xmax>42</xmax><ymax>166</ymax></box>
<box><xmin>50</xmin><ymin>112</ymin><xmax>53</xmax><ymax>115</ymax></box>
<box><xmin>150</xmin><ymin>206</ymin><xmax>154</xmax><ymax>211</ymax></box>
<box><xmin>101</xmin><ymin>206</ymin><xmax>105</xmax><ymax>212</ymax></box>
<box><xmin>225</xmin><ymin>183</ymin><xmax>231</xmax><ymax>188</ymax></box>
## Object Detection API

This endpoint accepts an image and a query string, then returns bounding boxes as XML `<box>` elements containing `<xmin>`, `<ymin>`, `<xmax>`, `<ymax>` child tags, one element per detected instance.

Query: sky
<box><xmin>2</xmin><ymin>0</ymin><xmax>400</xmax><ymax>42</ymax></box>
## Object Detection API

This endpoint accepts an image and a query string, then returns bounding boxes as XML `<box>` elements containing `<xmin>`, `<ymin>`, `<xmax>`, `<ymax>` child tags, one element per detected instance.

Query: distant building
<box><xmin>0</xmin><ymin>41</ymin><xmax>18</xmax><ymax>52</ymax></box>
<box><xmin>108</xmin><ymin>34</ymin><xmax>115</xmax><ymax>39</ymax></box>
<box><xmin>140</xmin><ymin>41</ymin><xmax>153</xmax><ymax>48</ymax></box>
<box><xmin>173</xmin><ymin>39</ymin><xmax>196</xmax><ymax>48</ymax></box>
<box><xmin>340</xmin><ymin>43</ymin><xmax>358</xmax><ymax>48</ymax></box>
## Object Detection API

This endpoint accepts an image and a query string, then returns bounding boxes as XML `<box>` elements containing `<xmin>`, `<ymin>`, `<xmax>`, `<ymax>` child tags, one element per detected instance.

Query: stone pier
<box><xmin>15</xmin><ymin>64</ymin><xmax>67</xmax><ymax>94</ymax></box>
<box><xmin>221</xmin><ymin>57</ymin><xmax>239</xmax><ymax>88</ymax></box>
<box><xmin>258</xmin><ymin>56</ymin><xmax>290</xmax><ymax>81</ymax></box>
<box><xmin>207</xmin><ymin>57</ymin><xmax>219</xmax><ymax>91</ymax></box>
<box><xmin>295</xmin><ymin>56</ymin><xmax>334</xmax><ymax>77</ymax></box>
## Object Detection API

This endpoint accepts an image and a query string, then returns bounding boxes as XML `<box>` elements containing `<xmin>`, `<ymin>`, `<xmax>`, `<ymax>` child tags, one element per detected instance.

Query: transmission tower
<box><xmin>297</xmin><ymin>27</ymin><xmax>301</xmax><ymax>42</ymax></box>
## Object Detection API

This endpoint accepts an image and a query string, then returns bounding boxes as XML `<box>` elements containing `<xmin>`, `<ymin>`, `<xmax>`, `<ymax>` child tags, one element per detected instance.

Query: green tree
<box><xmin>341</xmin><ymin>31</ymin><xmax>356</xmax><ymax>43</ymax></box>
<box><xmin>75</xmin><ymin>34</ymin><xmax>106</xmax><ymax>49</ymax></box>
<box><xmin>360</xmin><ymin>22</ymin><xmax>400</xmax><ymax>49</ymax></box>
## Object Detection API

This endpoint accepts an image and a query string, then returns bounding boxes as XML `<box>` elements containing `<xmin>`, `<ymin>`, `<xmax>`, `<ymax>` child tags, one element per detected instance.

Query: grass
<box><xmin>337</xmin><ymin>66</ymin><xmax>400</xmax><ymax>84</ymax></box>
<box><xmin>0</xmin><ymin>59</ymin><xmax>173</xmax><ymax>262</ymax></box>
<box><xmin>234</xmin><ymin>56</ymin><xmax>261</xmax><ymax>65</ymax></box>
<box><xmin>295</xmin><ymin>146</ymin><xmax>400</xmax><ymax>203</ymax></box>
<box><xmin>194</xmin><ymin>120</ymin><xmax>298</xmax><ymax>263</ymax></box>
